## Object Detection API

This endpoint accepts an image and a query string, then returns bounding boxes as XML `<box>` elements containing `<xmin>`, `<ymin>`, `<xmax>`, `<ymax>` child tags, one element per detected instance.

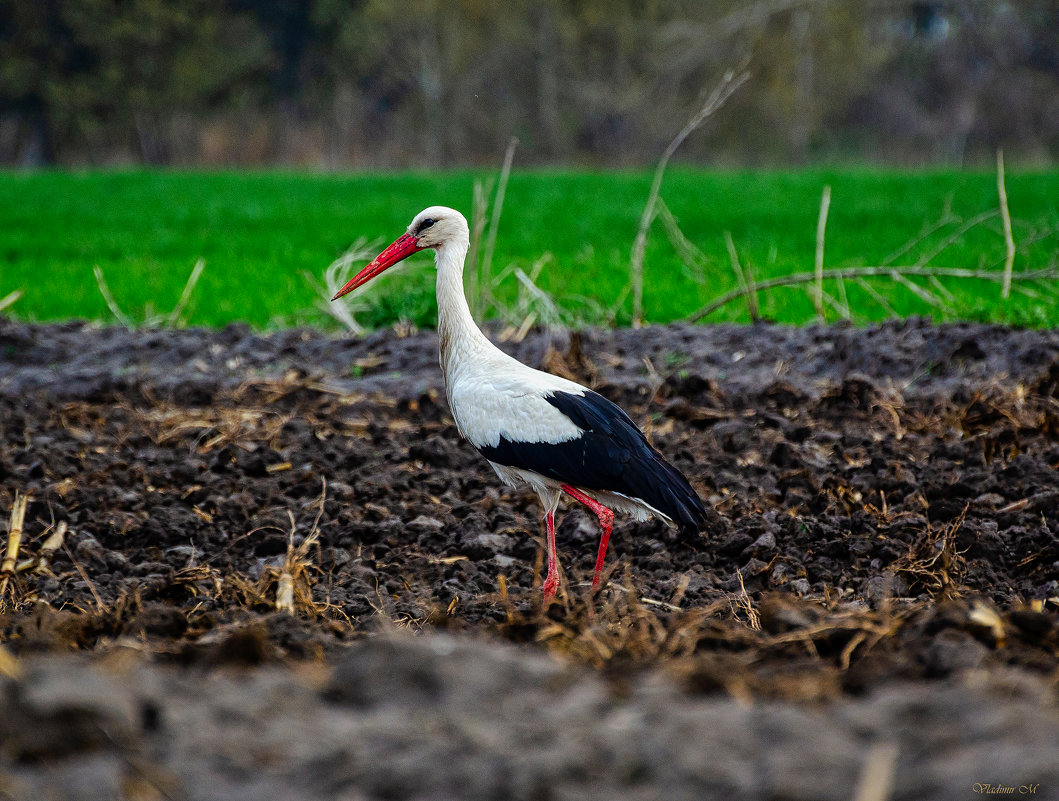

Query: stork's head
<box><xmin>331</xmin><ymin>206</ymin><xmax>468</xmax><ymax>300</ymax></box>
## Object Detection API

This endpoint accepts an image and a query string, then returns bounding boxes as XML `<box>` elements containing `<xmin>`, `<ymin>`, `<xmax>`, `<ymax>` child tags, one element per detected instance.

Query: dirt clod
<box><xmin>1</xmin><ymin>317</ymin><xmax>1058</xmax><ymax>798</ymax></box>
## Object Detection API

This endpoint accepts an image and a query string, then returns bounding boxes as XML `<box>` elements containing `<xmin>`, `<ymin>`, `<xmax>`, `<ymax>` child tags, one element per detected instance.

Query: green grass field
<box><xmin>1</xmin><ymin>168</ymin><xmax>1056</xmax><ymax>330</ymax></box>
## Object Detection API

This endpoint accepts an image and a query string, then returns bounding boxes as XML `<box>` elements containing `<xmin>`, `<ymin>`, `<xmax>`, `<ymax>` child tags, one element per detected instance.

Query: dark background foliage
<box><xmin>1</xmin><ymin>0</ymin><xmax>1056</xmax><ymax>167</ymax></box>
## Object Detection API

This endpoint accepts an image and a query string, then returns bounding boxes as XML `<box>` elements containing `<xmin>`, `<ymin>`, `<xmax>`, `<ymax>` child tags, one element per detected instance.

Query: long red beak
<box><xmin>331</xmin><ymin>232</ymin><xmax>424</xmax><ymax>301</ymax></box>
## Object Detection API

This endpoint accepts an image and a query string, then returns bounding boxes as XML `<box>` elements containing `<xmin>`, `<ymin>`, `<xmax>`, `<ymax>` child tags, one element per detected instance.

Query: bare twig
<box><xmin>630</xmin><ymin>69</ymin><xmax>749</xmax><ymax>328</ymax></box>
<box><xmin>997</xmin><ymin>149</ymin><xmax>1016</xmax><ymax>299</ymax></box>
<box><xmin>813</xmin><ymin>184</ymin><xmax>831</xmax><ymax>319</ymax></box>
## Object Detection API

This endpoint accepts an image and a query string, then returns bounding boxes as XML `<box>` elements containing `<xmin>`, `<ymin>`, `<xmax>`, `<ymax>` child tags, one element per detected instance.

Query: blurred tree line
<box><xmin>1</xmin><ymin>0</ymin><xmax>1056</xmax><ymax>167</ymax></box>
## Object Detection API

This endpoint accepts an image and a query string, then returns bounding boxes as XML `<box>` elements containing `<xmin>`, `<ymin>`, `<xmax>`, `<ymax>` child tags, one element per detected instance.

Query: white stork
<box><xmin>332</xmin><ymin>206</ymin><xmax>708</xmax><ymax>600</ymax></box>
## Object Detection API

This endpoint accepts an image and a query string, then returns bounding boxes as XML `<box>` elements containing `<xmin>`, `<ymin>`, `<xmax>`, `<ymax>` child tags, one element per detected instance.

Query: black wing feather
<box><xmin>477</xmin><ymin>390</ymin><xmax>708</xmax><ymax>535</ymax></box>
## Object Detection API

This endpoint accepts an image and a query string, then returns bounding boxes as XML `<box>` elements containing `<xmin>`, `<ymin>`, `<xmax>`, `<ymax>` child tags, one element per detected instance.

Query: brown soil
<box><xmin>1</xmin><ymin>317</ymin><xmax>1058</xmax><ymax>800</ymax></box>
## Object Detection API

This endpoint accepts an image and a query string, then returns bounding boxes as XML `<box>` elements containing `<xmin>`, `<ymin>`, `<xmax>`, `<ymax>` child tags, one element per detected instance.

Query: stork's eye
<box><xmin>417</xmin><ymin>218</ymin><xmax>436</xmax><ymax>234</ymax></box>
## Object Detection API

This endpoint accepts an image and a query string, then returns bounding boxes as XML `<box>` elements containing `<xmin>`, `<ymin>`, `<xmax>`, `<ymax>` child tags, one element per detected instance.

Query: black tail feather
<box><xmin>640</xmin><ymin>449</ymin><xmax>709</xmax><ymax>537</ymax></box>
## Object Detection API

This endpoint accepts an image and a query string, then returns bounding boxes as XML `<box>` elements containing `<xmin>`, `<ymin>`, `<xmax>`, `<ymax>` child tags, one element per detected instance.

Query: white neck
<box><xmin>435</xmin><ymin>239</ymin><xmax>494</xmax><ymax>386</ymax></box>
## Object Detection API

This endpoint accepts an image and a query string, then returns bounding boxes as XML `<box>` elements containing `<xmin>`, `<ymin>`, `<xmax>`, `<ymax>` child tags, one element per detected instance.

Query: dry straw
<box><xmin>0</xmin><ymin>492</ymin><xmax>31</xmax><ymax>609</ymax></box>
<box><xmin>305</xmin><ymin>237</ymin><xmax>380</xmax><ymax>333</ymax></box>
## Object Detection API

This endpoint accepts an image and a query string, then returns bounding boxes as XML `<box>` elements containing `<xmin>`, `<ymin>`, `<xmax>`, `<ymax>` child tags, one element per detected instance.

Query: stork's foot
<box><xmin>560</xmin><ymin>484</ymin><xmax>614</xmax><ymax>594</ymax></box>
<box><xmin>542</xmin><ymin>573</ymin><xmax>559</xmax><ymax>602</ymax></box>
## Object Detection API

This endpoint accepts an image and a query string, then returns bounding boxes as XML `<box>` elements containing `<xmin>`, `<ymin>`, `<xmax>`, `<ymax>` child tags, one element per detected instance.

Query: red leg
<box><xmin>560</xmin><ymin>485</ymin><xmax>614</xmax><ymax>589</ymax></box>
<box><xmin>542</xmin><ymin>509</ymin><xmax>559</xmax><ymax>601</ymax></box>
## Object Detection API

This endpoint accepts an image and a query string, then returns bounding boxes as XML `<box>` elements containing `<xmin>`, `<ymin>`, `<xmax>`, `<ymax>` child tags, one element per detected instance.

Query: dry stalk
<box><xmin>170</xmin><ymin>564</ymin><xmax>226</xmax><ymax>599</ymax></box>
<box><xmin>888</xmin><ymin>269</ymin><xmax>947</xmax><ymax>310</ymax></box>
<box><xmin>997</xmin><ymin>149</ymin><xmax>1016</xmax><ymax>299</ymax></box>
<box><xmin>916</xmin><ymin>208</ymin><xmax>999</xmax><ymax>265</ymax></box>
<box><xmin>467</xmin><ymin>176</ymin><xmax>493</xmax><ymax>312</ymax></box>
<box><xmin>62</xmin><ymin>541</ymin><xmax>106</xmax><ymax>612</ymax></box>
<box><xmin>276</xmin><ymin>570</ymin><xmax>296</xmax><ymax>613</ymax></box>
<box><xmin>274</xmin><ymin>526</ymin><xmax>322</xmax><ymax>614</ymax></box>
<box><xmin>813</xmin><ymin>184</ymin><xmax>831</xmax><ymax>319</ymax></box>
<box><xmin>39</xmin><ymin>520</ymin><xmax>67</xmax><ymax>563</ymax></box>
<box><xmin>630</xmin><ymin>69</ymin><xmax>749</xmax><ymax>328</ymax></box>
<box><xmin>467</xmin><ymin>137</ymin><xmax>518</xmax><ymax>320</ymax></box>
<box><xmin>723</xmin><ymin>231</ymin><xmax>759</xmax><ymax>321</ymax></box>
<box><xmin>2</xmin><ymin>508</ymin><xmax>69</xmax><ymax>611</ymax></box>
<box><xmin>0</xmin><ymin>492</ymin><xmax>31</xmax><ymax>606</ymax></box>
<box><xmin>657</xmin><ymin>199</ymin><xmax>707</xmax><ymax>283</ymax></box>
<box><xmin>813</xmin><ymin>283</ymin><xmax>852</xmax><ymax>319</ymax></box>
<box><xmin>0</xmin><ymin>289</ymin><xmax>22</xmax><ymax>314</ymax></box>
<box><xmin>94</xmin><ymin>260</ymin><xmax>206</xmax><ymax>329</ymax></box>
<box><xmin>835</xmin><ymin>273</ymin><xmax>850</xmax><ymax>320</ymax></box>
<box><xmin>531</xmin><ymin>570</ymin><xmax>728</xmax><ymax>669</ymax></box>
<box><xmin>852</xmin><ymin>278</ymin><xmax>895</xmax><ymax>317</ymax></box>
<box><xmin>93</xmin><ymin>266</ymin><xmax>134</xmax><ymax>328</ymax></box>
<box><xmin>881</xmin><ymin>199</ymin><xmax>958</xmax><ymax>265</ymax></box>
<box><xmin>512</xmin><ymin>257</ymin><xmax>564</xmax><ymax>330</ymax></box>
<box><xmin>134</xmin><ymin>398</ymin><xmax>292</xmax><ymax>454</ymax></box>
<box><xmin>967</xmin><ymin>601</ymin><xmax>1006</xmax><ymax>647</ymax></box>
<box><xmin>687</xmin><ymin>264</ymin><xmax>1059</xmax><ymax>322</ymax></box>
<box><xmin>268</xmin><ymin>479</ymin><xmax>329</xmax><ymax>616</ymax></box>
<box><xmin>482</xmin><ymin>137</ymin><xmax>518</xmax><ymax>293</ymax></box>
<box><xmin>167</xmin><ymin>258</ymin><xmax>205</xmax><ymax>326</ymax></box>
<box><xmin>0</xmin><ymin>644</ymin><xmax>21</xmax><ymax>679</ymax></box>
<box><xmin>686</xmin><ymin>173</ymin><xmax>1047</xmax><ymax>323</ymax></box>
<box><xmin>732</xmin><ymin>568</ymin><xmax>761</xmax><ymax>631</ymax></box>
<box><xmin>761</xmin><ymin>615</ymin><xmax>896</xmax><ymax>649</ymax></box>
<box><xmin>1</xmin><ymin>491</ymin><xmax>29</xmax><ymax>575</ymax></box>
<box><xmin>852</xmin><ymin>741</ymin><xmax>900</xmax><ymax>801</ymax></box>
<box><xmin>891</xmin><ymin>507</ymin><xmax>970</xmax><ymax>599</ymax></box>
<box><xmin>16</xmin><ymin>520</ymin><xmax>67</xmax><ymax>574</ymax></box>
